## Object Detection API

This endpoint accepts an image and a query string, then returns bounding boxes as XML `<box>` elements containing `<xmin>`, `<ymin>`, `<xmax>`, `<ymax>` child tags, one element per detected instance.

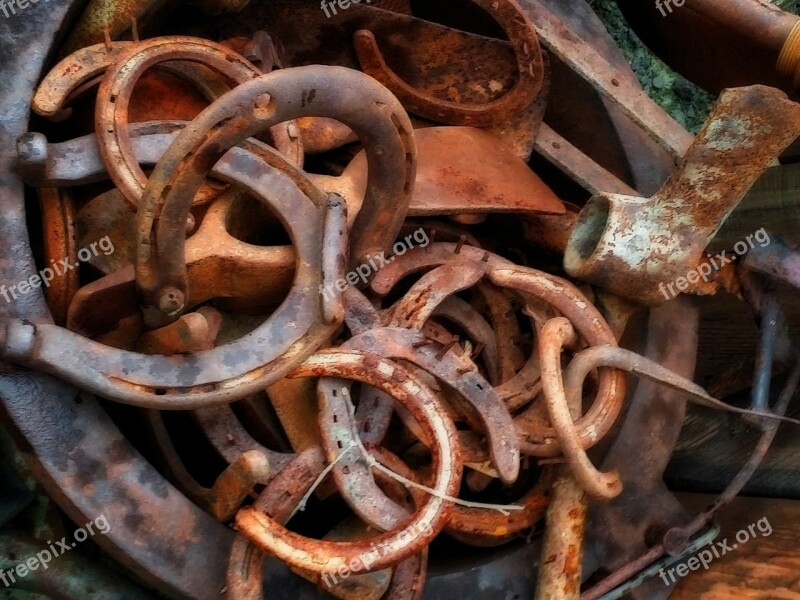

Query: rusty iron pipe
<box><xmin>564</xmin><ymin>85</ymin><xmax>800</xmax><ymax>304</ymax></box>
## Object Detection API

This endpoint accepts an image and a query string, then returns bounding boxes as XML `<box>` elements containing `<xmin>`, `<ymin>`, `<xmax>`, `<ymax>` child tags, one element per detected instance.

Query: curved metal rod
<box><xmin>563</xmin><ymin>345</ymin><xmax>800</xmax><ymax>427</ymax></box>
<box><xmin>539</xmin><ymin>317</ymin><xmax>621</xmax><ymax>499</ymax></box>
<box><xmin>353</xmin><ymin>0</ymin><xmax>544</xmax><ymax>127</ymax></box>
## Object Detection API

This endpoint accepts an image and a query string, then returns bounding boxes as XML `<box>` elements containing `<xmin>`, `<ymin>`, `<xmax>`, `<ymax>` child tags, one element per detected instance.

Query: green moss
<box><xmin>590</xmin><ymin>0</ymin><xmax>713</xmax><ymax>133</ymax></box>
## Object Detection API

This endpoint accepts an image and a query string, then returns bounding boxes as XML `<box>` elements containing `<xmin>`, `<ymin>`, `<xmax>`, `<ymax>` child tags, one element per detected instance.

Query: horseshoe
<box><xmin>353</xmin><ymin>0</ymin><xmax>545</xmax><ymax>127</ymax></box>
<box><xmin>134</xmin><ymin>66</ymin><xmax>415</xmax><ymax>321</ymax></box>
<box><xmin>341</xmin><ymin>327</ymin><xmax>519</xmax><ymax>484</ymax></box>
<box><xmin>1</xmin><ymin>131</ymin><xmax>342</xmax><ymax>409</ymax></box>
<box><xmin>94</xmin><ymin>36</ymin><xmax>303</xmax><ymax>207</ymax></box>
<box><xmin>236</xmin><ymin>350</ymin><xmax>462</xmax><ymax>575</ymax></box>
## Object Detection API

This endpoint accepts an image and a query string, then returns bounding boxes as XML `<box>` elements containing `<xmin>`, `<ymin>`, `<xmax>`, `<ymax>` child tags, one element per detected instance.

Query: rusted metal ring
<box><xmin>236</xmin><ymin>350</ymin><xmax>462</xmax><ymax>575</ymax></box>
<box><xmin>353</xmin><ymin>0</ymin><xmax>545</xmax><ymax>127</ymax></box>
<box><xmin>226</xmin><ymin>446</ymin><xmax>328</xmax><ymax>600</ymax></box>
<box><xmin>342</xmin><ymin>327</ymin><xmax>519</xmax><ymax>483</ymax></box>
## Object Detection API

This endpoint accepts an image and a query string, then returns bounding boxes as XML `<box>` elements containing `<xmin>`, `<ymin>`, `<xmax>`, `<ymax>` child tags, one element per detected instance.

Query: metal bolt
<box><xmin>158</xmin><ymin>287</ymin><xmax>185</xmax><ymax>316</ymax></box>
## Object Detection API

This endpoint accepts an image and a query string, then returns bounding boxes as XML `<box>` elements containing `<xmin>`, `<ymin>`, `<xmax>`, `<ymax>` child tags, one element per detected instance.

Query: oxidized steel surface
<box><xmin>565</xmin><ymin>85</ymin><xmax>800</xmax><ymax>304</ymax></box>
<box><xmin>237</xmin><ymin>350</ymin><xmax>462</xmax><ymax>575</ymax></box>
<box><xmin>5</xmin><ymin>3</ymin><xmax>800</xmax><ymax>599</ymax></box>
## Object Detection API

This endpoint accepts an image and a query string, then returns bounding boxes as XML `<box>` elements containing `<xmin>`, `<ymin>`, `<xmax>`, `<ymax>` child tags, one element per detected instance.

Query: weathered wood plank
<box><xmin>670</xmin><ymin>494</ymin><xmax>800</xmax><ymax>598</ymax></box>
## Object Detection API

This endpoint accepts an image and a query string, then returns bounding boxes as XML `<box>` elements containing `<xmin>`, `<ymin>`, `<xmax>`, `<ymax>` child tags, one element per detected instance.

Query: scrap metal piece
<box><xmin>583</xmin><ymin>352</ymin><xmax>800</xmax><ymax>600</ymax></box>
<box><xmin>433</xmin><ymin>296</ymin><xmax>501</xmax><ymax>385</ymax></box>
<box><xmin>317</xmin><ymin>376</ymin><xmax>410</xmax><ymax>529</ymax></box>
<box><xmin>385</xmin><ymin>262</ymin><xmax>487</xmax><ymax>329</ymax></box>
<box><xmin>33</xmin><ymin>42</ymin><xmax>230</xmax><ymax>122</ymax></box>
<box><xmin>328</xmin><ymin>127</ymin><xmax>565</xmax><ymax>219</ymax></box>
<box><xmin>68</xmin><ymin>182</ymin><xmax>296</xmax><ymax>339</ymax></box>
<box><xmin>37</xmin><ymin>187</ymin><xmax>78</xmax><ymax>325</ymax></box>
<box><xmin>353</xmin><ymin>0</ymin><xmax>545</xmax><ymax>127</ymax></box>
<box><xmin>192</xmin><ymin>404</ymin><xmax>293</xmax><ymax>476</ymax></box>
<box><xmin>565</xmin><ymin>85</ymin><xmax>800</xmax><ymax>304</ymax></box>
<box><xmin>342</xmin><ymin>326</ymin><xmax>520</xmax><ymax>483</ymax></box>
<box><xmin>534</xmin><ymin>124</ymin><xmax>637</xmax><ymax>196</ymax></box>
<box><xmin>38</xmin><ymin>43</ymin><xmax>135</xmax><ymax>113</ymax></box>
<box><xmin>226</xmin><ymin>446</ymin><xmax>327</xmax><ymax>600</ymax></box>
<box><xmin>487</xmin><ymin>265</ymin><xmax>625</xmax><ymax>458</ymax></box>
<box><xmin>743</xmin><ymin>235</ymin><xmax>800</xmax><ymax>289</ymax></box>
<box><xmin>204</xmin><ymin>452</ymin><xmax>271</xmax><ymax>522</ymax></box>
<box><xmin>522</xmin><ymin>0</ymin><xmax>693</xmax><ymax>162</ymax></box>
<box><xmin>135</xmin><ymin>308</ymin><xmax>221</xmax><ymax>354</ymax></box>
<box><xmin>476</xmin><ymin>282</ymin><xmax>526</xmax><ymax>384</ymax></box>
<box><xmin>144</xmin><ymin>410</ymin><xmax>271</xmax><ymax>520</ymax></box>
<box><xmin>368</xmin><ymin>244</ymin><xmax>624</xmax><ymax>457</ymax></box>
<box><xmin>0</xmin><ymin>532</ymin><xmax>156</xmax><ymax>598</ymax></box>
<box><xmin>535</xmin><ymin>355</ymin><xmax>587</xmax><ymax>600</ymax></box>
